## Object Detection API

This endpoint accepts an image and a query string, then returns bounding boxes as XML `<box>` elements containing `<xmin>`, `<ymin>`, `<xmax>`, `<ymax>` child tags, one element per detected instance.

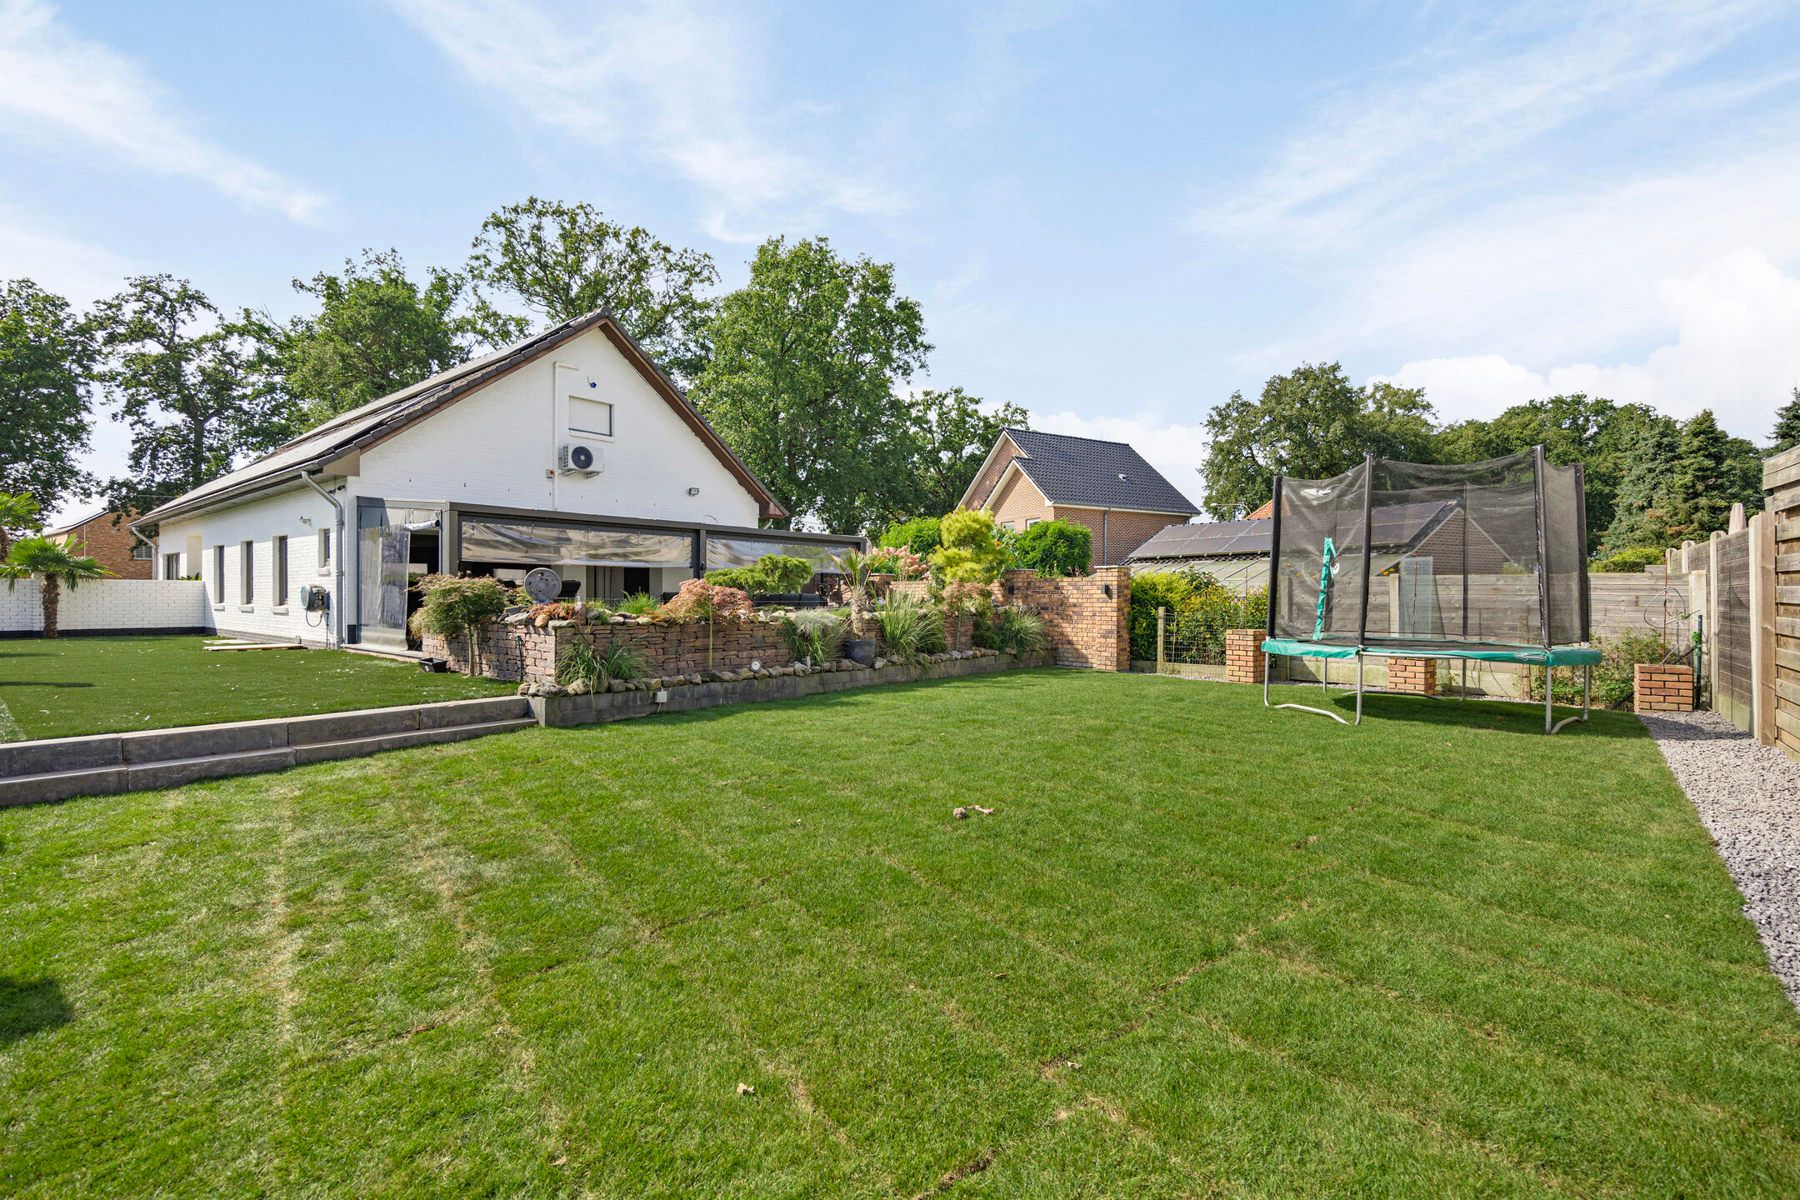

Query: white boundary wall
<box><xmin>0</xmin><ymin>579</ymin><xmax>210</xmax><ymax>634</ymax></box>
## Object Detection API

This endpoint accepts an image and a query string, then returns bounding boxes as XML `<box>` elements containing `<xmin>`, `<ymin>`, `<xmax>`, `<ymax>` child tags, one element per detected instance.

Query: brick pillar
<box><xmin>1386</xmin><ymin>657</ymin><xmax>1438</xmax><ymax>696</ymax></box>
<box><xmin>1225</xmin><ymin>628</ymin><xmax>1265</xmax><ymax>684</ymax></box>
<box><xmin>1634</xmin><ymin>663</ymin><xmax>1694</xmax><ymax>713</ymax></box>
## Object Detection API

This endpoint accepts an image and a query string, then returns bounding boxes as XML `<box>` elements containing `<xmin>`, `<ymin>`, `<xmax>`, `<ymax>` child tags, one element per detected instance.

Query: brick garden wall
<box><xmin>997</xmin><ymin>567</ymin><xmax>1130</xmax><ymax>671</ymax></box>
<box><xmin>426</xmin><ymin>615</ymin><xmax>799</xmax><ymax>684</ymax></box>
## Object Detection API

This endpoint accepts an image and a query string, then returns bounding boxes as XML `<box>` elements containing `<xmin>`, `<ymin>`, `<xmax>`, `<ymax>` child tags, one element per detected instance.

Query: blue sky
<box><xmin>5</xmin><ymin>0</ymin><xmax>1799</xmax><ymax>522</ymax></box>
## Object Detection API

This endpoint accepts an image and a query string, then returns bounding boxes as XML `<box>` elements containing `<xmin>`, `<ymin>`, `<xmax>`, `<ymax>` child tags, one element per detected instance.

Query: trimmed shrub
<box><xmin>706</xmin><ymin>553</ymin><xmax>815</xmax><ymax>595</ymax></box>
<box><xmin>1593</xmin><ymin>546</ymin><xmax>1665</xmax><ymax>573</ymax></box>
<box><xmin>1011</xmin><ymin>519</ymin><xmax>1091</xmax><ymax>577</ymax></box>
<box><xmin>931</xmin><ymin>509</ymin><xmax>1008</xmax><ymax>584</ymax></box>
<box><xmin>878</xmin><ymin>516</ymin><xmax>942</xmax><ymax>559</ymax></box>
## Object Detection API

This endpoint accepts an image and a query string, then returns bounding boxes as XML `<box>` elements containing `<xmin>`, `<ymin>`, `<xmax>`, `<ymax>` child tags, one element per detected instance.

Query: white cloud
<box><xmin>0</xmin><ymin>203</ymin><xmax>135</xmax><ymax>304</ymax></box>
<box><xmin>1380</xmin><ymin>250</ymin><xmax>1800</xmax><ymax>440</ymax></box>
<box><xmin>386</xmin><ymin>0</ymin><xmax>902</xmax><ymax>239</ymax></box>
<box><xmin>1199</xmin><ymin>0</ymin><xmax>1800</xmax><ymax>446</ymax></box>
<box><xmin>1195</xmin><ymin>0</ymin><xmax>1785</xmax><ymax>251</ymax></box>
<box><xmin>0</xmin><ymin>1</ymin><xmax>325</xmax><ymax>222</ymax></box>
<box><xmin>1026</xmin><ymin>409</ymin><xmax>1209</xmax><ymax>512</ymax></box>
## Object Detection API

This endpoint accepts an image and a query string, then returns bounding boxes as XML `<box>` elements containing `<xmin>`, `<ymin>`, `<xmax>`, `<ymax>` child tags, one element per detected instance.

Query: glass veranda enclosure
<box><xmin>1261</xmin><ymin>447</ymin><xmax>1599</xmax><ymax>732</ymax></box>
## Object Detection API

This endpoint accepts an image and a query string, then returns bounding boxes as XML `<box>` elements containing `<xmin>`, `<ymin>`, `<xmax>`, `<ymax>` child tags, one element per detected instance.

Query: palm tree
<box><xmin>2</xmin><ymin>535</ymin><xmax>112</xmax><ymax>637</ymax></box>
<box><xmin>0</xmin><ymin>491</ymin><xmax>42</xmax><ymax>560</ymax></box>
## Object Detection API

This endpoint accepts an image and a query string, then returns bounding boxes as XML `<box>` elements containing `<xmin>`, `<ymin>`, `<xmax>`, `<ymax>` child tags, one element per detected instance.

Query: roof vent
<box><xmin>1118</xmin><ymin>473</ymin><xmax>1130</xmax><ymax>481</ymax></box>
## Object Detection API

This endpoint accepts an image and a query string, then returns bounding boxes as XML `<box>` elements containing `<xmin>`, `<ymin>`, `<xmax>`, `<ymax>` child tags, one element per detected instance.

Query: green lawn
<box><xmin>0</xmin><ymin>635</ymin><xmax>518</xmax><ymax>741</ymax></box>
<box><xmin>2</xmin><ymin>670</ymin><xmax>1796</xmax><ymax>1197</ymax></box>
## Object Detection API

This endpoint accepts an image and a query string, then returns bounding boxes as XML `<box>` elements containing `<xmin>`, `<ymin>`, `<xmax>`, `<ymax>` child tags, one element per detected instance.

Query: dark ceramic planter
<box><xmin>844</xmin><ymin>638</ymin><xmax>878</xmax><ymax>666</ymax></box>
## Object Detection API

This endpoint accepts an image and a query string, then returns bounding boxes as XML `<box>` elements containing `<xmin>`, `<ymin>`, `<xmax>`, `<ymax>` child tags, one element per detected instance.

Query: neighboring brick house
<box><xmin>958</xmin><ymin>429</ymin><xmax>1200</xmax><ymax>566</ymax></box>
<box><xmin>45</xmin><ymin>509</ymin><xmax>153</xmax><ymax>579</ymax></box>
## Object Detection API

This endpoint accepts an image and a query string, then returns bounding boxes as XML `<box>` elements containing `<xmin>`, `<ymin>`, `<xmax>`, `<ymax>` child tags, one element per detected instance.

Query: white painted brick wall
<box><xmin>0</xmin><ymin>579</ymin><xmax>211</xmax><ymax>633</ymax></box>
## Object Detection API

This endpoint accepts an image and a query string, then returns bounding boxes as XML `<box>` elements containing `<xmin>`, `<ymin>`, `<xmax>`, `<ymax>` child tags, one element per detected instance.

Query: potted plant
<box><xmin>833</xmin><ymin>550</ymin><xmax>879</xmax><ymax>665</ymax></box>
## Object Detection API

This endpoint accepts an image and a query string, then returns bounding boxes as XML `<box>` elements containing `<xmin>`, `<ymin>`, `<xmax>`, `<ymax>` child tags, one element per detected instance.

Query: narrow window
<box><xmin>318</xmin><ymin>529</ymin><xmax>331</xmax><ymax>571</ymax></box>
<box><xmin>163</xmin><ymin>552</ymin><xmax>179</xmax><ymax>579</ymax></box>
<box><xmin>274</xmin><ymin>536</ymin><xmax>289</xmax><ymax>606</ymax></box>
<box><xmin>241</xmin><ymin>540</ymin><xmax>255</xmax><ymax>605</ymax></box>
<box><xmin>213</xmin><ymin>546</ymin><xmax>225</xmax><ymax>602</ymax></box>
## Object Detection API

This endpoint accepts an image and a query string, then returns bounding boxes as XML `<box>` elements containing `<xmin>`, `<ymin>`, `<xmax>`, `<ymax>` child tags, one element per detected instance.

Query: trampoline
<box><xmin>1261</xmin><ymin>447</ymin><xmax>1597</xmax><ymax>733</ymax></box>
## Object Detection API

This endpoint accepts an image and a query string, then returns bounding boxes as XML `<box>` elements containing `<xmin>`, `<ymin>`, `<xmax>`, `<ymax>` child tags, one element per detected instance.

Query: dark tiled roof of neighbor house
<box><xmin>997</xmin><ymin>429</ymin><xmax>1199</xmax><ymax>514</ymax></box>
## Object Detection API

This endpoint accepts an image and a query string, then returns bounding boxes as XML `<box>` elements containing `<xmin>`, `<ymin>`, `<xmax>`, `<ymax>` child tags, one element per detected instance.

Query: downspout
<box><xmin>300</xmin><ymin>471</ymin><xmax>345</xmax><ymax>647</ymax></box>
<box><xmin>1101</xmin><ymin>510</ymin><xmax>1110</xmax><ymax>565</ymax></box>
<box><xmin>127</xmin><ymin>521</ymin><xmax>159</xmax><ymax>573</ymax></box>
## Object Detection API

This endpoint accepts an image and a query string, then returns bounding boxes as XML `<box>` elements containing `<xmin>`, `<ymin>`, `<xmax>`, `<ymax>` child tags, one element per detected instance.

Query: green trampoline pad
<box><xmin>1261</xmin><ymin>638</ymin><xmax>1602</xmax><ymax>668</ymax></box>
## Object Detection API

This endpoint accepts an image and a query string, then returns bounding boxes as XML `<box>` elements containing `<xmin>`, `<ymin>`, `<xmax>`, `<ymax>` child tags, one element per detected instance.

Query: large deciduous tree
<box><xmin>691</xmin><ymin>237</ymin><xmax>929</xmax><ymax>532</ymax></box>
<box><xmin>1438</xmin><ymin>394</ymin><xmax>1667</xmax><ymax>551</ymax></box>
<box><xmin>1199</xmin><ymin>363</ymin><xmax>1435</xmax><ymax>517</ymax></box>
<box><xmin>467</xmin><ymin>198</ymin><xmax>718</xmax><ymax>381</ymax></box>
<box><xmin>0</xmin><ymin>279</ymin><xmax>97</xmax><ymax>512</ymax></box>
<box><xmin>250</xmin><ymin>250</ymin><xmax>477</xmax><ymax>430</ymax></box>
<box><xmin>901</xmin><ymin>387</ymin><xmax>1028</xmax><ymax>521</ymax></box>
<box><xmin>94</xmin><ymin>275</ymin><xmax>297</xmax><ymax>513</ymax></box>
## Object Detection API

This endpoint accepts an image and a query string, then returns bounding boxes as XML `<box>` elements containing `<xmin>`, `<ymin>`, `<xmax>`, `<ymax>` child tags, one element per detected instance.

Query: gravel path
<box><xmin>1640</xmin><ymin>710</ymin><xmax>1800</xmax><ymax>1009</ymax></box>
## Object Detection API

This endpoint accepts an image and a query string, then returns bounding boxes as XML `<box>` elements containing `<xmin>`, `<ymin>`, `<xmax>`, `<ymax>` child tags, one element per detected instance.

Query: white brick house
<box><xmin>142</xmin><ymin>311</ymin><xmax>860</xmax><ymax>648</ymax></box>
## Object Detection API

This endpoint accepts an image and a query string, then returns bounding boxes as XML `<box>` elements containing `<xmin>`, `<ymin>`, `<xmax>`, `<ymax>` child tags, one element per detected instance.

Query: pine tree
<box><xmin>1666</xmin><ymin>409</ymin><xmax>1734</xmax><ymax>541</ymax></box>
<box><xmin>1601</xmin><ymin>418</ymin><xmax>1679</xmax><ymax>552</ymax></box>
<box><xmin>1774</xmin><ymin>388</ymin><xmax>1800</xmax><ymax>453</ymax></box>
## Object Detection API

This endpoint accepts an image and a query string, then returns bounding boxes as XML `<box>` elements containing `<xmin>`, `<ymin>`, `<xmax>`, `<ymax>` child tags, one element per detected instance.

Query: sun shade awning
<box><xmin>459</xmin><ymin>519</ymin><xmax>693</xmax><ymax>568</ymax></box>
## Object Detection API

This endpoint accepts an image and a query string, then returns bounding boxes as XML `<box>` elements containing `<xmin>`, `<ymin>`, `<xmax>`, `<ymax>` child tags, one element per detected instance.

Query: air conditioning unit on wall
<box><xmin>558</xmin><ymin>442</ymin><xmax>602</xmax><ymax>476</ymax></box>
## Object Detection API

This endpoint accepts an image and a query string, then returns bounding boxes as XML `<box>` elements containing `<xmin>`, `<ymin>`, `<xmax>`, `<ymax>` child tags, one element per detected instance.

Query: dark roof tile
<box><xmin>996</xmin><ymin>429</ymin><xmax>1198</xmax><ymax>514</ymax></box>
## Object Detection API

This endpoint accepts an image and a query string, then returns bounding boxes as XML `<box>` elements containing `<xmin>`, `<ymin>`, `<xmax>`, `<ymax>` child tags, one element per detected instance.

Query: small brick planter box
<box><xmin>1224</xmin><ymin>629</ymin><xmax>1266</xmax><ymax>684</ymax></box>
<box><xmin>1634</xmin><ymin>663</ymin><xmax>1694</xmax><ymax>713</ymax></box>
<box><xmin>1386</xmin><ymin>657</ymin><xmax>1438</xmax><ymax>697</ymax></box>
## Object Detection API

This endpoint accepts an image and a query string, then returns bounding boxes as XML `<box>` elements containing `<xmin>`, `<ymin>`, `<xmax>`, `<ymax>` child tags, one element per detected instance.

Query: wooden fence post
<box><xmin>1752</xmin><ymin>510</ymin><xmax>1776</xmax><ymax>746</ymax></box>
<box><xmin>1764</xmin><ymin>445</ymin><xmax>1800</xmax><ymax>760</ymax></box>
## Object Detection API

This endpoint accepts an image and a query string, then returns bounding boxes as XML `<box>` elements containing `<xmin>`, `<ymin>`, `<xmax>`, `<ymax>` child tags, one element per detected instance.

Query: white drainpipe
<box><xmin>126</xmin><ymin>520</ymin><xmax>158</xmax><ymax>572</ymax></box>
<box><xmin>299</xmin><ymin>471</ymin><xmax>345</xmax><ymax>647</ymax></box>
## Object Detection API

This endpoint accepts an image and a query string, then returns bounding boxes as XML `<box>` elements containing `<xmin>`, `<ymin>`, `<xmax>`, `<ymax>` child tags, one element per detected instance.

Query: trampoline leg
<box><xmin>1354</xmin><ymin>654</ymin><xmax>1364</xmax><ymax>725</ymax></box>
<box><xmin>1262</xmin><ymin>667</ymin><xmax>1270</xmax><ymax>709</ymax></box>
<box><xmin>1460</xmin><ymin>658</ymin><xmax>1467</xmax><ymax>702</ymax></box>
<box><xmin>1583</xmin><ymin>664</ymin><xmax>1591</xmax><ymax>720</ymax></box>
<box><xmin>1544</xmin><ymin>666</ymin><xmax>1553</xmax><ymax>734</ymax></box>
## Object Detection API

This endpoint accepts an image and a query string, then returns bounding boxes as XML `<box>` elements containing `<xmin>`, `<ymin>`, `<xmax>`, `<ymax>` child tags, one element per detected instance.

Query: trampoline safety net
<box><xmin>1267</xmin><ymin>448</ymin><xmax>1589</xmax><ymax>651</ymax></box>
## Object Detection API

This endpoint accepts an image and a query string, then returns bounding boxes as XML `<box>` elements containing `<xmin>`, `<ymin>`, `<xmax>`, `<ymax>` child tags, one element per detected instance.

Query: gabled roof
<box><xmin>44</xmin><ymin>507</ymin><xmax>132</xmax><ymax>538</ymax></box>
<box><xmin>1126</xmin><ymin>499</ymin><xmax>1463</xmax><ymax>563</ymax></box>
<box><xmin>966</xmin><ymin>429</ymin><xmax>1199</xmax><ymax>515</ymax></box>
<box><xmin>140</xmin><ymin>311</ymin><xmax>785</xmax><ymax>524</ymax></box>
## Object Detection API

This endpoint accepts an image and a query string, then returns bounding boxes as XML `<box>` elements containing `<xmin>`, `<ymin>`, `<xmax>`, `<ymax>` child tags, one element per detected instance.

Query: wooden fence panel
<box><xmin>1766</xmin><ymin>445</ymin><xmax>1800</xmax><ymax>760</ymax></box>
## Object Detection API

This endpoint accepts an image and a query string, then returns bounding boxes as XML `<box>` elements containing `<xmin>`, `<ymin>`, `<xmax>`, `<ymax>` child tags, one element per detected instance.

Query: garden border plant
<box><xmin>410</xmin><ymin>574</ymin><xmax>511</xmax><ymax>675</ymax></box>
